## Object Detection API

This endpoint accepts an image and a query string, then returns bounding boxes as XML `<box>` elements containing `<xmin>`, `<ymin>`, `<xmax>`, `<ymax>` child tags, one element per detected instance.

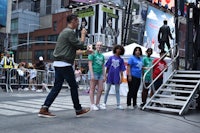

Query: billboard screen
<box><xmin>0</xmin><ymin>0</ymin><xmax>7</xmax><ymax>27</ymax></box>
<box><xmin>143</xmin><ymin>5</ymin><xmax>175</xmax><ymax>53</ymax></box>
<box><xmin>152</xmin><ymin>0</ymin><xmax>175</xmax><ymax>9</ymax></box>
<box><xmin>72</xmin><ymin>3</ymin><xmax>123</xmax><ymax>48</ymax></box>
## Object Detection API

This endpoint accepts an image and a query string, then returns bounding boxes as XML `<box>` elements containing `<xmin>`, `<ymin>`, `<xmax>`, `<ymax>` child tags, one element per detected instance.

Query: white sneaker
<box><xmin>36</xmin><ymin>89</ymin><xmax>43</xmax><ymax>93</ymax></box>
<box><xmin>91</xmin><ymin>104</ymin><xmax>99</xmax><ymax>111</ymax></box>
<box><xmin>117</xmin><ymin>105</ymin><xmax>124</xmax><ymax>110</ymax></box>
<box><xmin>18</xmin><ymin>88</ymin><xmax>23</xmax><ymax>91</ymax></box>
<box><xmin>98</xmin><ymin>104</ymin><xmax>106</xmax><ymax>110</ymax></box>
<box><xmin>23</xmin><ymin>88</ymin><xmax>29</xmax><ymax>91</ymax></box>
<box><xmin>126</xmin><ymin>106</ymin><xmax>132</xmax><ymax>110</ymax></box>
<box><xmin>31</xmin><ymin>87</ymin><xmax>36</xmax><ymax>91</ymax></box>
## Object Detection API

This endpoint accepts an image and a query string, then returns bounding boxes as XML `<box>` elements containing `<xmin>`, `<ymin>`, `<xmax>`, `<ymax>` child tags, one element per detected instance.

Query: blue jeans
<box><xmin>43</xmin><ymin>66</ymin><xmax>82</xmax><ymax>111</ymax></box>
<box><xmin>104</xmin><ymin>83</ymin><xmax>120</xmax><ymax>106</ymax></box>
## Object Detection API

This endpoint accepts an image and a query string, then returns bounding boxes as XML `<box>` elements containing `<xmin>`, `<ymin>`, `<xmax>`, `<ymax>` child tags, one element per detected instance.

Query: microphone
<box><xmin>87</xmin><ymin>44</ymin><xmax>93</xmax><ymax>51</ymax></box>
<box><xmin>81</xmin><ymin>28</ymin><xmax>89</xmax><ymax>38</ymax></box>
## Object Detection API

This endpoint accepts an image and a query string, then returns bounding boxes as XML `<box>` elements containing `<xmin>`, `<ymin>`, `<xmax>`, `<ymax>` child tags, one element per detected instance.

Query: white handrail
<box><xmin>142</xmin><ymin>43</ymin><xmax>179</xmax><ymax>89</ymax></box>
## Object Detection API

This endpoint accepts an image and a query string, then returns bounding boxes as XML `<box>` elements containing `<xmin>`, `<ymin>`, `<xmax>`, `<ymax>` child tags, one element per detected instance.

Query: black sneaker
<box><xmin>38</xmin><ymin>107</ymin><xmax>56</xmax><ymax>118</ymax></box>
<box><xmin>140</xmin><ymin>103</ymin><xmax>145</xmax><ymax>107</ymax></box>
<box><xmin>76</xmin><ymin>107</ymin><xmax>90</xmax><ymax>117</ymax></box>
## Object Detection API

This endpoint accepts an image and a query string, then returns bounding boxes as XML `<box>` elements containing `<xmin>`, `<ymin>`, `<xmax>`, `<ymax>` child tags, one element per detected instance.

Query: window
<box><xmin>53</xmin><ymin>21</ymin><xmax>57</xmax><ymax>31</ymax></box>
<box><xmin>19</xmin><ymin>51</ymin><xmax>27</xmax><ymax>60</ymax></box>
<box><xmin>0</xmin><ymin>33</ymin><xmax>6</xmax><ymax>52</ymax></box>
<box><xmin>46</xmin><ymin>0</ymin><xmax>52</xmax><ymax>15</ymax></box>
<box><xmin>35</xmin><ymin>36</ymin><xmax>45</xmax><ymax>45</ymax></box>
<box><xmin>34</xmin><ymin>0</ymin><xmax>40</xmax><ymax>12</ymax></box>
<box><xmin>11</xmin><ymin>19</ymin><xmax>18</xmax><ymax>32</ymax></box>
<box><xmin>61</xmin><ymin>0</ymin><xmax>69</xmax><ymax>8</ymax></box>
<box><xmin>35</xmin><ymin>36</ymin><xmax>45</xmax><ymax>41</ymax></box>
<box><xmin>18</xmin><ymin>37</ymin><xmax>27</xmax><ymax>48</ymax></box>
<box><xmin>47</xmin><ymin>34</ymin><xmax>58</xmax><ymax>42</ymax></box>
<box><xmin>11</xmin><ymin>34</ymin><xmax>18</xmax><ymax>49</ymax></box>
<box><xmin>47</xmin><ymin>49</ymin><xmax>54</xmax><ymax>60</ymax></box>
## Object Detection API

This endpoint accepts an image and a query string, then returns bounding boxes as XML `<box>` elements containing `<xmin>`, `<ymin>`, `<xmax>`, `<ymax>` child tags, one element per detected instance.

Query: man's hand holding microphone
<box><xmin>79</xmin><ymin>28</ymin><xmax>93</xmax><ymax>55</ymax></box>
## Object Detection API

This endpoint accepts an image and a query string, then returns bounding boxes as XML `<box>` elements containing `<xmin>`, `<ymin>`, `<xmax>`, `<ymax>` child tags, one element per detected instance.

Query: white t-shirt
<box><xmin>29</xmin><ymin>69</ymin><xmax>37</xmax><ymax>79</ymax></box>
<box><xmin>53</xmin><ymin>61</ymin><xmax>71</xmax><ymax>67</ymax></box>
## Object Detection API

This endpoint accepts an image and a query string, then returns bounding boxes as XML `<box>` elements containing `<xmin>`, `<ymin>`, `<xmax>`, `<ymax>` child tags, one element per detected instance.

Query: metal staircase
<box><xmin>142</xmin><ymin>70</ymin><xmax>200</xmax><ymax>115</ymax></box>
<box><xmin>142</xmin><ymin>44</ymin><xmax>200</xmax><ymax>115</ymax></box>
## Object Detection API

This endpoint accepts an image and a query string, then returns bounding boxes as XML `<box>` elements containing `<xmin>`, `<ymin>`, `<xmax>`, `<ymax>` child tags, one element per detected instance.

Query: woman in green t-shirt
<box><xmin>88</xmin><ymin>41</ymin><xmax>106</xmax><ymax>111</ymax></box>
<box><xmin>141</xmin><ymin>48</ymin><xmax>153</xmax><ymax>107</ymax></box>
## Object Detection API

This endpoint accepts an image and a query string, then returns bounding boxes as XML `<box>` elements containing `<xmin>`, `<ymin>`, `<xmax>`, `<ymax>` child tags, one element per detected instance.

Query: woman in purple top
<box><xmin>102</xmin><ymin>45</ymin><xmax>126</xmax><ymax>109</ymax></box>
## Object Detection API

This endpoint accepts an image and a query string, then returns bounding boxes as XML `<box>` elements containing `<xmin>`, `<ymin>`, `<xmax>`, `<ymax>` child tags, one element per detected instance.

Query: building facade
<box><xmin>12</xmin><ymin>0</ymin><xmax>126</xmax><ymax>63</ymax></box>
<box><xmin>10</xmin><ymin>0</ymin><xmax>70</xmax><ymax>63</ymax></box>
<box><xmin>18</xmin><ymin>11</ymin><xmax>71</xmax><ymax>63</ymax></box>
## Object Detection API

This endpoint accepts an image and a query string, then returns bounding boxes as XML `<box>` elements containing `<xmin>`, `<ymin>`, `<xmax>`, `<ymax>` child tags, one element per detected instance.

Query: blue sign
<box><xmin>0</xmin><ymin>0</ymin><xmax>7</xmax><ymax>27</ymax></box>
<box><xmin>143</xmin><ymin>5</ymin><xmax>175</xmax><ymax>53</ymax></box>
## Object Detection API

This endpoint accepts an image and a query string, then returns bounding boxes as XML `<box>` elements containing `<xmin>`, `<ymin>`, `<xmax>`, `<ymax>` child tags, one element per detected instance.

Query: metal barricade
<box><xmin>46</xmin><ymin>71</ymin><xmax>55</xmax><ymax>87</ymax></box>
<box><xmin>47</xmin><ymin>71</ymin><xmax>89</xmax><ymax>90</ymax></box>
<box><xmin>36</xmin><ymin>69</ymin><xmax>47</xmax><ymax>85</ymax></box>
<box><xmin>46</xmin><ymin>71</ymin><xmax>69</xmax><ymax>89</ymax></box>
<box><xmin>9</xmin><ymin>68</ymin><xmax>29</xmax><ymax>91</ymax></box>
<box><xmin>0</xmin><ymin>68</ymin><xmax>11</xmax><ymax>92</ymax></box>
<box><xmin>7</xmin><ymin>68</ymin><xmax>89</xmax><ymax>92</ymax></box>
<box><xmin>77</xmin><ymin>74</ymin><xmax>89</xmax><ymax>90</ymax></box>
<box><xmin>9</xmin><ymin>68</ymin><xmax>47</xmax><ymax>91</ymax></box>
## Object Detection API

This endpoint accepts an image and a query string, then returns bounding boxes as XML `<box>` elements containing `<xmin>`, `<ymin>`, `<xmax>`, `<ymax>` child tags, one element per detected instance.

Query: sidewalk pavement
<box><xmin>0</xmin><ymin>89</ymin><xmax>200</xmax><ymax>133</ymax></box>
<box><xmin>0</xmin><ymin>102</ymin><xmax>200</xmax><ymax>133</ymax></box>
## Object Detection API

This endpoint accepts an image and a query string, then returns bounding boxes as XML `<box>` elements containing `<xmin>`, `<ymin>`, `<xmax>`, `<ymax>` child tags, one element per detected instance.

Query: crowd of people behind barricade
<box><xmin>0</xmin><ymin>53</ymin><xmax>57</xmax><ymax>92</ymax></box>
<box><xmin>0</xmin><ymin>51</ymin><xmax>89</xmax><ymax>93</ymax></box>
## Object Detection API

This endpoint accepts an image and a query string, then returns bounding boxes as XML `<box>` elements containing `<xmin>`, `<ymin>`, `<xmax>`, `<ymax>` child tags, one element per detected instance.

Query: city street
<box><xmin>0</xmin><ymin>1</ymin><xmax>200</xmax><ymax>132</ymax></box>
<box><xmin>0</xmin><ymin>88</ymin><xmax>200</xmax><ymax>133</ymax></box>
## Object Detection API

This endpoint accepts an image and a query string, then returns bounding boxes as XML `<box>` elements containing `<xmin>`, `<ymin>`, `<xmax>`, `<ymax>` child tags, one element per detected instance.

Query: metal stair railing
<box><xmin>142</xmin><ymin>43</ymin><xmax>179</xmax><ymax>90</ymax></box>
<box><xmin>141</xmin><ymin>43</ymin><xmax>179</xmax><ymax>112</ymax></box>
<box><xmin>141</xmin><ymin>43</ymin><xmax>200</xmax><ymax>115</ymax></box>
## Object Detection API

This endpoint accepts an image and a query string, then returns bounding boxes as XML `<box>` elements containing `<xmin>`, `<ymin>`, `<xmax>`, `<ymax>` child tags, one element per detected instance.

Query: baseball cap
<box><xmin>39</xmin><ymin>56</ymin><xmax>43</xmax><ymax>61</ymax></box>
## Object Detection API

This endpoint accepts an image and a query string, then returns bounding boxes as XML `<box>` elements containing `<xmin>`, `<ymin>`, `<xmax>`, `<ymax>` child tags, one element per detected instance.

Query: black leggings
<box><xmin>127</xmin><ymin>76</ymin><xmax>141</xmax><ymax>106</ymax></box>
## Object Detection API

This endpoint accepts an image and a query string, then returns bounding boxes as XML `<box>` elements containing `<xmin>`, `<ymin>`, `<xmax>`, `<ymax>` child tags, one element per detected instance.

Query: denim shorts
<box><xmin>145</xmin><ymin>79</ymin><xmax>152</xmax><ymax>84</ymax></box>
<box><xmin>88</xmin><ymin>72</ymin><xmax>103</xmax><ymax>80</ymax></box>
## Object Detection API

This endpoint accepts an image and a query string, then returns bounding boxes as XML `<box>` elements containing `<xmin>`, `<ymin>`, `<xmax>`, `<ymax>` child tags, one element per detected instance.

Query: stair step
<box><xmin>163</xmin><ymin>84</ymin><xmax>196</xmax><ymax>88</ymax></box>
<box><xmin>168</xmin><ymin>79</ymin><xmax>199</xmax><ymax>83</ymax></box>
<box><xmin>155</xmin><ymin>94</ymin><xmax>188</xmax><ymax>100</ymax></box>
<box><xmin>177</xmin><ymin>70</ymin><xmax>200</xmax><ymax>74</ymax></box>
<box><xmin>173</xmin><ymin>74</ymin><xmax>200</xmax><ymax>78</ymax></box>
<box><xmin>145</xmin><ymin>106</ymin><xmax>180</xmax><ymax>113</ymax></box>
<box><xmin>143</xmin><ymin>70</ymin><xmax>200</xmax><ymax>115</ymax></box>
<box><xmin>151</xmin><ymin>99</ymin><xmax>185</xmax><ymax>106</ymax></box>
<box><xmin>159</xmin><ymin>89</ymin><xmax>192</xmax><ymax>93</ymax></box>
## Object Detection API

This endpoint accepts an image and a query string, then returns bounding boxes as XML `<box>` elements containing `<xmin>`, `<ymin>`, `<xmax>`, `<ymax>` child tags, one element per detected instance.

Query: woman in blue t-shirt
<box><xmin>126</xmin><ymin>47</ymin><xmax>143</xmax><ymax>109</ymax></box>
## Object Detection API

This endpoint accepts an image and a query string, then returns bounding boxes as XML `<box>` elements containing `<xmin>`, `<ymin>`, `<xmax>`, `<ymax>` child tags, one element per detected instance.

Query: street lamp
<box><xmin>27</xmin><ymin>23</ymin><xmax>41</xmax><ymax>63</ymax></box>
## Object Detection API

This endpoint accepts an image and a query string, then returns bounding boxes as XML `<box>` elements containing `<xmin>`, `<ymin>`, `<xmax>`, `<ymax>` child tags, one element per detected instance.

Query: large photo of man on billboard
<box><xmin>143</xmin><ymin>5</ymin><xmax>175</xmax><ymax>53</ymax></box>
<box><xmin>101</xmin><ymin>17</ymin><xmax>119</xmax><ymax>46</ymax></box>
